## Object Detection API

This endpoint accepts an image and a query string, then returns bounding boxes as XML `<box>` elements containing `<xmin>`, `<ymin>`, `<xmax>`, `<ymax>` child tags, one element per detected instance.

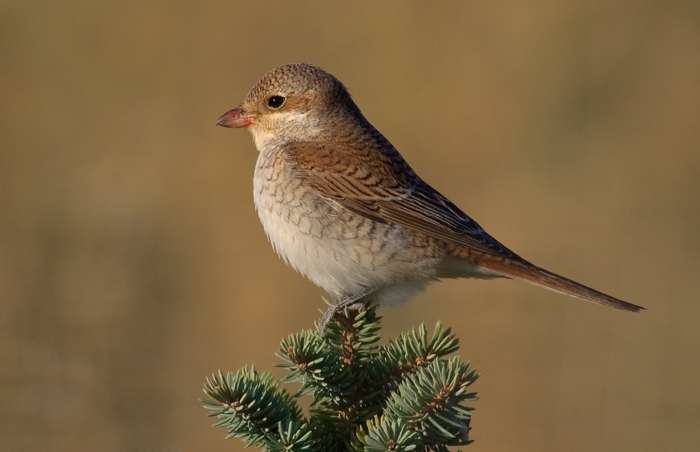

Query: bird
<box><xmin>216</xmin><ymin>63</ymin><xmax>644</xmax><ymax>331</ymax></box>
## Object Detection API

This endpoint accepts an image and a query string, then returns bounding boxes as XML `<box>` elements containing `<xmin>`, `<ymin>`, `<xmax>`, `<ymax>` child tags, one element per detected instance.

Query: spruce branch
<box><xmin>384</xmin><ymin>357</ymin><xmax>478</xmax><ymax>448</ymax></box>
<box><xmin>202</xmin><ymin>302</ymin><xmax>479</xmax><ymax>452</ymax></box>
<box><xmin>202</xmin><ymin>367</ymin><xmax>303</xmax><ymax>448</ymax></box>
<box><xmin>370</xmin><ymin>322</ymin><xmax>460</xmax><ymax>393</ymax></box>
<box><xmin>276</xmin><ymin>329</ymin><xmax>354</xmax><ymax>404</ymax></box>
<box><xmin>265</xmin><ymin>421</ymin><xmax>315</xmax><ymax>452</ymax></box>
<box><xmin>352</xmin><ymin>416</ymin><xmax>422</xmax><ymax>452</ymax></box>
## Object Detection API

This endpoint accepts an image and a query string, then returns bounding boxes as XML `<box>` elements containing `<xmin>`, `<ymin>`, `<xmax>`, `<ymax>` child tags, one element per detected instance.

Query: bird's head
<box><xmin>216</xmin><ymin>63</ymin><xmax>360</xmax><ymax>150</ymax></box>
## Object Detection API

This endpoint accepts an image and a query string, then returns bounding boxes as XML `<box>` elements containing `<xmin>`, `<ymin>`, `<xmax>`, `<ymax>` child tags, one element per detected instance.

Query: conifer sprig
<box><xmin>202</xmin><ymin>367</ymin><xmax>304</xmax><ymax>448</ymax></box>
<box><xmin>385</xmin><ymin>357</ymin><xmax>478</xmax><ymax>447</ymax></box>
<box><xmin>202</xmin><ymin>303</ymin><xmax>479</xmax><ymax>452</ymax></box>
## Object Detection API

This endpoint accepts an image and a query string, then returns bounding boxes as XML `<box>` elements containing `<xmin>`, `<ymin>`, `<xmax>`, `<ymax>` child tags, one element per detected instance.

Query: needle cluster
<box><xmin>202</xmin><ymin>304</ymin><xmax>479</xmax><ymax>452</ymax></box>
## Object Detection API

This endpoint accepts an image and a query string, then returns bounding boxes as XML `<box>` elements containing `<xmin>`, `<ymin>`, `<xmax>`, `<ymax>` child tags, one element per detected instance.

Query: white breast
<box><xmin>251</xmin><ymin>146</ymin><xmax>446</xmax><ymax>304</ymax></box>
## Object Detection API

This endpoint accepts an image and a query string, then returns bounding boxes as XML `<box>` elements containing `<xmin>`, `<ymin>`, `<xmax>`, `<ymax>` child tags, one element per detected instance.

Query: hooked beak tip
<box><xmin>216</xmin><ymin>108</ymin><xmax>252</xmax><ymax>128</ymax></box>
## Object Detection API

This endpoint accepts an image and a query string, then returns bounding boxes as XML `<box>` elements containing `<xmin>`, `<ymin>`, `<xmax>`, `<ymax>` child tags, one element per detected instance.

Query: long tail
<box><xmin>473</xmin><ymin>255</ymin><xmax>644</xmax><ymax>312</ymax></box>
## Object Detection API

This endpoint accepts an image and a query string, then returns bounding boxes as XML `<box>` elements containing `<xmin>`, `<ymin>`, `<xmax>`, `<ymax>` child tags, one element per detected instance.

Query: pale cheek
<box><xmin>249</xmin><ymin>111</ymin><xmax>322</xmax><ymax>153</ymax></box>
<box><xmin>281</xmin><ymin>111</ymin><xmax>321</xmax><ymax>134</ymax></box>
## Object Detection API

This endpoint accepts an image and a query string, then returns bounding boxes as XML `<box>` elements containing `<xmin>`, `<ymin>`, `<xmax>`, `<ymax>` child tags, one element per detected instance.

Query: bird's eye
<box><xmin>267</xmin><ymin>95</ymin><xmax>285</xmax><ymax>109</ymax></box>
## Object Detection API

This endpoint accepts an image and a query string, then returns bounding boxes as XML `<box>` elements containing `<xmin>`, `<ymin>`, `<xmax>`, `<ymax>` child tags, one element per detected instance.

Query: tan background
<box><xmin>2</xmin><ymin>1</ymin><xmax>699</xmax><ymax>451</ymax></box>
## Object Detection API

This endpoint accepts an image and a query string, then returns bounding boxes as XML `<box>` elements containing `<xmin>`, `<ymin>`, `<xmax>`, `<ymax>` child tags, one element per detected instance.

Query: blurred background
<box><xmin>1</xmin><ymin>1</ymin><xmax>699</xmax><ymax>451</ymax></box>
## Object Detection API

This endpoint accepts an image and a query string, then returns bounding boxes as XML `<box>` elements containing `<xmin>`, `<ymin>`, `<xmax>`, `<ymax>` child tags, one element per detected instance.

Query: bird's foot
<box><xmin>318</xmin><ymin>288</ymin><xmax>375</xmax><ymax>336</ymax></box>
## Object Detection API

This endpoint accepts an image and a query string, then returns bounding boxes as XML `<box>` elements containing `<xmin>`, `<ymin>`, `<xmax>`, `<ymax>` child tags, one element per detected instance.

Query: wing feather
<box><xmin>283</xmin><ymin>140</ymin><xmax>644</xmax><ymax>313</ymax></box>
<box><xmin>285</xmin><ymin>140</ymin><xmax>523</xmax><ymax>260</ymax></box>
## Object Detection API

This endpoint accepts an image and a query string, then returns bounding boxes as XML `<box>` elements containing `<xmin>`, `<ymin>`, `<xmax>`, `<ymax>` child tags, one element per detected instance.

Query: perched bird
<box><xmin>217</xmin><ymin>63</ymin><xmax>644</xmax><ymax>330</ymax></box>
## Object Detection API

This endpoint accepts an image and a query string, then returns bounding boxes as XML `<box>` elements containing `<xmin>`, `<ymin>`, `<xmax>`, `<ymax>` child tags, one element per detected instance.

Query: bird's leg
<box><xmin>318</xmin><ymin>287</ymin><xmax>376</xmax><ymax>336</ymax></box>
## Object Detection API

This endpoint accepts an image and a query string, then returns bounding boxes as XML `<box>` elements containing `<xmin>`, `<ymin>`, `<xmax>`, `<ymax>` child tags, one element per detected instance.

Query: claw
<box><xmin>317</xmin><ymin>288</ymin><xmax>376</xmax><ymax>337</ymax></box>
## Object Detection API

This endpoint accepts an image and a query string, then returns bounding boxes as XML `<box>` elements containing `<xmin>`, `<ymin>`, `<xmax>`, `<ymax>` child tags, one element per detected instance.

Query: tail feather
<box><xmin>474</xmin><ymin>256</ymin><xmax>644</xmax><ymax>312</ymax></box>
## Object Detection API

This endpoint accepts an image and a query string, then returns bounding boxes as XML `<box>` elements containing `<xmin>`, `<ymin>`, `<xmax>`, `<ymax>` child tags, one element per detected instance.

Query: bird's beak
<box><xmin>216</xmin><ymin>107</ymin><xmax>253</xmax><ymax>128</ymax></box>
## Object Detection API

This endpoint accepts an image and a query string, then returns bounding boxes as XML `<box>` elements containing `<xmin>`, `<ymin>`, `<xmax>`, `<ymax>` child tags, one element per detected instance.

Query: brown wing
<box><xmin>285</xmin><ymin>140</ymin><xmax>644</xmax><ymax>313</ymax></box>
<box><xmin>285</xmin><ymin>140</ymin><xmax>524</xmax><ymax>261</ymax></box>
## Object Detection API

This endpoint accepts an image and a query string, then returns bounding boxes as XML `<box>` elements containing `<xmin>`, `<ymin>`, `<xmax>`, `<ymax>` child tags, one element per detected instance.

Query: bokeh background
<box><xmin>2</xmin><ymin>1</ymin><xmax>699</xmax><ymax>451</ymax></box>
